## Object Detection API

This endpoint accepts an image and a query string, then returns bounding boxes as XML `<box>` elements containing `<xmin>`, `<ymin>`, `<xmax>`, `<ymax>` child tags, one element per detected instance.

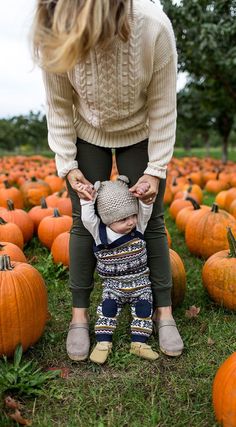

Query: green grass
<box><xmin>174</xmin><ymin>146</ymin><xmax>236</xmax><ymax>162</ymax></box>
<box><xmin>1</xmin><ymin>190</ymin><xmax>235</xmax><ymax>426</ymax></box>
<box><xmin>0</xmin><ymin>145</ymin><xmax>236</xmax><ymax>162</ymax></box>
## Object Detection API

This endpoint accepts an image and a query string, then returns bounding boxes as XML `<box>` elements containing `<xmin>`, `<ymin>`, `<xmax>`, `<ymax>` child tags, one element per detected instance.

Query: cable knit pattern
<box><xmin>42</xmin><ymin>0</ymin><xmax>177</xmax><ymax>178</ymax></box>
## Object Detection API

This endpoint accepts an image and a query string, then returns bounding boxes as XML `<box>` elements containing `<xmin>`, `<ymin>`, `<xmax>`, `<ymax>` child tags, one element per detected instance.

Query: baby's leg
<box><xmin>130</xmin><ymin>290</ymin><xmax>158</xmax><ymax>361</ymax></box>
<box><xmin>90</xmin><ymin>289</ymin><xmax>122</xmax><ymax>364</ymax></box>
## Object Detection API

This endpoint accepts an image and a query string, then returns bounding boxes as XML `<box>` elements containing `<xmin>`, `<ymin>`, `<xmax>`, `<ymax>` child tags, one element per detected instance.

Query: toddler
<box><xmin>79</xmin><ymin>175</ymin><xmax>158</xmax><ymax>364</ymax></box>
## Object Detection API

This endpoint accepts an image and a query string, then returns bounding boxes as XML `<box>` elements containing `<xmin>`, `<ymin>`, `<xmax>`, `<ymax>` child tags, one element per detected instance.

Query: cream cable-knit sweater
<box><xmin>42</xmin><ymin>0</ymin><xmax>177</xmax><ymax>179</ymax></box>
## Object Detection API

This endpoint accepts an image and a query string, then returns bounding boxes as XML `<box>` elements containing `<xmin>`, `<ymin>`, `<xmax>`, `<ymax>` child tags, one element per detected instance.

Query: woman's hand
<box><xmin>129</xmin><ymin>174</ymin><xmax>160</xmax><ymax>204</ymax></box>
<box><xmin>66</xmin><ymin>169</ymin><xmax>95</xmax><ymax>200</ymax></box>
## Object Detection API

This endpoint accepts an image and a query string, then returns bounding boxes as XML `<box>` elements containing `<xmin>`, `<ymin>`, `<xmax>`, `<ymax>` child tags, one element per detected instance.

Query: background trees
<box><xmin>161</xmin><ymin>0</ymin><xmax>236</xmax><ymax>161</ymax></box>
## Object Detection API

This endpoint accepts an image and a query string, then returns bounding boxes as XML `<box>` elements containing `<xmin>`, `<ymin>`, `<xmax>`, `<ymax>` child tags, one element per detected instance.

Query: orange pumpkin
<box><xmin>170</xmin><ymin>249</ymin><xmax>186</xmax><ymax>308</ymax></box>
<box><xmin>38</xmin><ymin>208</ymin><xmax>72</xmax><ymax>249</ymax></box>
<box><xmin>44</xmin><ymin>175</ymin><xmax>64</xmax><ymax>193</ymax></box>
<box><xmin>0</xmin><ymin>180</ymin><xmax>24</xmax><ymax>209</ymax></box>
<box><xmin>0</xmin><ymin>200</ymin><xmax>34</xmax><ymax>243</ymax></box>
<box><xmin>0</xmin><ymin>254</ymin><xmax>48</xmax><ymax>357</ymax></box>
<box><xmin>51</xmin><ymin>231</ymin><xmax>70</xmax><ymax>266</ymax></box>
<box><xmin>175</xmin><ymin>198</ymin><xmax>208</xmax><ymax>233</ymax></box>
<box><xmin>0</xmin><ymin>242</ymin><xmax>27</xmax><ymax>262</ymax></box>
<box><xmin>0</xmin><ymin>218</ymin><xmax>24</xmax><ymax>249</ymax></box>
<box><xmin>202</xmin><ymin>228</ymin><xmax>236</xmax><ymax>310</ymax></box>
<box><xmin>28</xmin><ymin>197</ymin><xmax>54</xmax><ymax>233</ymax></box>
<box><xmin>185</xmin><ymin>203</ymin><xmax>236</xmax><ymax>259</ymax></box>
<box><xmin>212</xmin><ymin>352</ymin><xmax>236</xmax><ymax>426</ymax></box>
<box><xmin>20</xmin><ymin>177</ymin><xmax>52</xmax><ymax>207</ymax></box>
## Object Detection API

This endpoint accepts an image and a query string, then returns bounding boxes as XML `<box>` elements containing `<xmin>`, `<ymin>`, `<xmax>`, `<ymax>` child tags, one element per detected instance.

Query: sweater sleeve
<box><xmin>80</xmin><ymin>199</ymin><xmax>101</xmax><ymax>244</ymax></box>
<box><xmin>137</xmin><ymin>200</ymin><xmax>153</xmax><ymax>234</ymax></box>
<box><xmin>42</xmin><ymin>71</ymin><xmax>78</xmax><ymax>178</ymax></box>
<box><xmin>144</xmin><ymin>23</ymin><xmax>177</xmax><ymax>179</ymax></box>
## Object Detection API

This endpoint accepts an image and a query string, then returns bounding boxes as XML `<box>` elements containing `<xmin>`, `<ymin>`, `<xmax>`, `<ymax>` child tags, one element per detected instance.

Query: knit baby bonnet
<box><xmin>94</xmin><ymin>175</ymin><xmax>138</xmax><ymax>226</ymax></box>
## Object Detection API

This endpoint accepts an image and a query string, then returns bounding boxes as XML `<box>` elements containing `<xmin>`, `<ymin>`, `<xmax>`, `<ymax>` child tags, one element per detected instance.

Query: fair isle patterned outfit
<box><xmin>81</xmin><ymin>199</ymin><xmax>153</xmax><ymax>343</ymax></box>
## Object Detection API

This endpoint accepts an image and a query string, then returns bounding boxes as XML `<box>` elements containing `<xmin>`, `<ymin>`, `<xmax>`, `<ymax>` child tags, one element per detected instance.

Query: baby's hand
<box><xmin>135</xmin><ymin>182</ymin><xmax>150</xmax><ymax>195</ymax></box>
<box><xmin>77</xmin><ymin>183</ymin><xmax>96</xmax><ymax>200</ymax></box>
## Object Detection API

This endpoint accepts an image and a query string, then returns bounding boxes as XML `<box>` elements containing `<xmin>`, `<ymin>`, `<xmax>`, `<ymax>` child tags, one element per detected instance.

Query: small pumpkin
<box><xmin>0</xmin><ymin>217</ymin><xmax>24</xmax><ymax>249</ymax></box>
<box><xmin>0</xmin><ymin>242</ymin><xmax>27</xmax><ymax>262</ymax></box>
<box><xmin>202</xmin><ymin>227</ymin><xmax>236</xmax><ymax>310</ymax></box>
<box><xmin>0</xmin><ymin>255</ymin><xmax>48</xmax><ymax>357</ymax></box>
<box><xmin>212</xmin><ymin>352</ymin><xmax>236</xmax><ymax>426</ymax></box>
<box><xmin>20</xmin><ymin>177</ymin><xmax>52</xmax><ymax>207</ymax></box>
<box><xmin>38</xmin><ymin>208</ymin><xmax>72</xmax><ymax>249</ymax></box>
<box><xmin>28</xmin><ymin>197</ymin><xmax>54</xmax><ymax>233</ymax></box>
<box><xmin>51</xmin><ymin>231</ymin><xmax>70</xmax><ymax>266</ymax></box>
<box><xmin>0</xmin><ymin>200</ymin><xmax>34</xmax><ymax>243</ymax></box>
<box><xmin>0</xmin><ymin>180</ymin><xmax>24</xmax><ymax>209</ymax></box>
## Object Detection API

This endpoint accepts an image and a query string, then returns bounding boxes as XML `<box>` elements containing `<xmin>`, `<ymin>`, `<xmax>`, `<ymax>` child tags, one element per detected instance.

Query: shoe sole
<box><xmin>67</xmin><ymin>352</ymin><xmax>88</xmax><ymax>361</ymax></box>
<box><xmin>160</xmin><ymin>347</ymin><xmax>183</xmax><ymax>357</ymax></box>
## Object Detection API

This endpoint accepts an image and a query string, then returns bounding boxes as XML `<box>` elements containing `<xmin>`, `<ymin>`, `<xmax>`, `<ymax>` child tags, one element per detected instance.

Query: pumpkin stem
<box><xmin>0</xmin><ymin>255</ymin><xmax>13</xmax><ymax>270</ymax></box>
<box><xmin>227</xmin><ymin>227</ymin><xmax>236</xmax><ymax>258</ymax></box>
<box><xmin>186</xmin><ymin>185</ymin><xmax>192</xmax><ymax>194</ymax></box>
<box><xmin>3</xmin><ymin>180</ymin><xmax>11</xmax><ymax>189</ymax></box>
<box><xmin>53</xmin><ymin>208</ymin><xmax>61</xmax><ymax>217</ymax></box>
<box><xmin>211</xmin><ymin>203</ymin><xmax>219</xmax><ymax>213</ymax></box>
<box><xmin>7</xmin><ymin>199</ymin><xmax>15</xmax><ymax>211</ymax></box>
<box><xmin>171</xmin><ymin>176</ymin><xmax>178</xmax><ymax>186</ymax></box>
<box><xmin>185</xmin><ymin>196</ymin><xmax>200</xmax><ymax>210</ymax></box>
<box><xmin>0</xmin><ymin>217</ymin><xmax>8</xmax><ymax>225</ymax></box>
<box><xmin>58</xmin><ymin>189</ymin><xmax>65</xmax><ymax>197</ymax></box>
<box><xmin>31</xmin><ymin>177</ymin><xmax>37</xmax><ymax>182</ymax></box>
<box><xmin>40</xmin><ymin>197</ymin><xmax>48</xmax><ymax>209</ymax></box>
<box><xmin>187</xmin><ymin>178</ymin><xmax>193</xmax><ymax>185</ymax></box>
<box><xmin>0</xmin><ymin>243</ymin><xmax>6</xmax><ymax>250</ymax></box>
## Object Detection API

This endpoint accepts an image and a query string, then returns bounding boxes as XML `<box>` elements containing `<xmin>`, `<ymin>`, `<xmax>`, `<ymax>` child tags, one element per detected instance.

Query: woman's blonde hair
<box><xmin>31</xmin><ymin>0</ymin><xmax>132</xmax><ymax>72</ymax></box>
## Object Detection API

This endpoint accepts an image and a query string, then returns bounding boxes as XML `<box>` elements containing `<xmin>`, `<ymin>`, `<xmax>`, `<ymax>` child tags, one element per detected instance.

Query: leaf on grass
<box><xmin>47</xmin><ymin>367</ymin><xmax>70</xmax><ymax>378</ymax></box>
<box><xmin>4</xmin><ymin>396</ymin><xmax>23</xmax><ymax>410</ymax></box>
<box><xmin>9</xmin><ymin>410</ymin><xmax>32</xmax><ymax>426</ymax></box>
<box><xmin>185</xmin><ymin>305</ymin><xmax>200</xmax><ymax>318</ymax></box>
<box><xmin>27</xmin><ymin>255</ymin><xmax>38</xmax><ymax>263</ymax></box>
<box><xmin>207</xmin><ymin>337</ymin><xmax>215</xmax><ymax>346</ymax></box>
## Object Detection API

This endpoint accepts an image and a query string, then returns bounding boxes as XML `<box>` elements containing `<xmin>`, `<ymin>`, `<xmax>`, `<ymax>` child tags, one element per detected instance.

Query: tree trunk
<box><xmin>222</xmin><ymin>136</ymin><xmax>228</xmax><ymax>164</ymax></box>
<box><xmin>202</xmin><ymin>131</ymin><xmax>210</xmax><ymax>157</ymax></box>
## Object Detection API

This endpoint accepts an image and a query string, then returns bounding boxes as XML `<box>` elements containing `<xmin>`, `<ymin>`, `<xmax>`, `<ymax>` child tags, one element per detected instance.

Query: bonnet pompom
<box><xmin>117</xmin><ymin>175</ymin><xmax>129</xmax><ymax>185</ymax></box>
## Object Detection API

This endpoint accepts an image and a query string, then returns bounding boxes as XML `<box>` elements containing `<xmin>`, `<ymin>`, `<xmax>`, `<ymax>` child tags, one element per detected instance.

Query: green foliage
<box><xmin>162</xmin><ymin>0</ymin><xmax>236</xmax><ymax>161</ymax></box>
<box><xmin>0</xmin><ymin>345</ymin><xmax>61</xmax><ymax>398</ymax></box>
<box><xmin>0</xmin><ymin>111</ymin><xmax>48</xmax><ymax>153</ymax></box>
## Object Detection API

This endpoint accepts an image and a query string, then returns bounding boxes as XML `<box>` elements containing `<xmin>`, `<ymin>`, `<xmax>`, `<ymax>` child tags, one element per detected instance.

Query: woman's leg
<box><xmin>115</xmin><ymin>140</ymin><xmax>172</xmax><ymax>307</ymax></box>
<box><xmin>116</xmin><ymin>140</ymin><xmax>183</xmax><ymax>356</ymax></box>
<box><xmin>66</xmin><ymin>139</ymin><xmax>112</xmax><ymax>360</ymax></box>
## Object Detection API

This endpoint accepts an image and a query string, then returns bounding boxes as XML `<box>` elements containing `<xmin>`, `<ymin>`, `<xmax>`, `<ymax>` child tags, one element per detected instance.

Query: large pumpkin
<box><xmin>0</xmin><ymin>255</ymin><xmax>48</xmax><ymax>357</ymax></box>
<box><xmin>170</xmin><ymin>248</ymin><xmax>186</xmax><ymax>308</ymax></box>
<box><xmin>202</xmin><ymin>228</ymin><xmax>236</xmax><ymax>310</ymax></box>
<box><xmin>212</xmin><ymin>352</ymin><xmax>236</xmax><ymax>426</ymax></box>
<box><xmin>185</xmin><ymin>203</ymin><xmax>236</xmax><ymax>259</ymax></box>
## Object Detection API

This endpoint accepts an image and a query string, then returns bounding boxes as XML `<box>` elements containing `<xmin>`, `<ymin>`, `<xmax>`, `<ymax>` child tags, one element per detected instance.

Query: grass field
<box><xmin>1</xmin><ymin>188</ymin><xmax>235</xmax><ymax>427</ymax></box>
<box><xmin>0</xmin><ymin>145</ymin><xmax>236</xmax><ymax>162</ymax></box>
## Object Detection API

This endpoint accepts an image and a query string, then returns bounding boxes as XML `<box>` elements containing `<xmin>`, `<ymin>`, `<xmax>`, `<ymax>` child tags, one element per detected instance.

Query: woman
<box><xmin>31</xmin><ymin>0</ymin><xmax>184</xmax><ymax>360</ymax></box>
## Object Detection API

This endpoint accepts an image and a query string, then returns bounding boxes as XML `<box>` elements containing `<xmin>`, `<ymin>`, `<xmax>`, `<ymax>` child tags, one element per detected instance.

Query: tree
<box><xmin>0</xmin><ymin>112</ymin><xmax>48</xmax><ymax>153</ymax></box>
<box><xmin>162</xmin><ymin>0</ymin><xmax>236</xmax><ymax>161</ymax></box>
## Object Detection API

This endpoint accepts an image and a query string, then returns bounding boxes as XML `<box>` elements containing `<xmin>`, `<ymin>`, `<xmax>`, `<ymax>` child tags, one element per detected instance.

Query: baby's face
<box><xmin>109</xmin><ymin>214</ymin><xmax>138</xmax><ymax>235</ymax></box>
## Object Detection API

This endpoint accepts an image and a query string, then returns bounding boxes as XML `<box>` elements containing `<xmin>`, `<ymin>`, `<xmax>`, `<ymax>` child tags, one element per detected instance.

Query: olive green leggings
<box><xmin>66</xmin><ymin>138</ymin><xmax>172</xmax><ymax>309</ymax></box>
